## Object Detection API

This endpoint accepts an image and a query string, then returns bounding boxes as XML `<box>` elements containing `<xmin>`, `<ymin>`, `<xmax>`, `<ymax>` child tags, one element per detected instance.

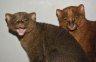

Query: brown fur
<box><xmin>5</xmin><ymin>12</ymin><xmax>89</xmax><ymax>62</ymax></box>
<box><xmin>56</xmin><ymin>4</ymin><xmax>96</xmax><ymax>62</ymax></box>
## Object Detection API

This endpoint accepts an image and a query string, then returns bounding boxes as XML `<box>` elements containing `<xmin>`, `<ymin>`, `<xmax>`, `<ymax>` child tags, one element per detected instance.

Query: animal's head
<box><xmin>5</xmin><ymin>12</ymin><xmax>36</xmax><ymax>37</ymax></box>
<box><xmin>56</xmin><ymin>4</ymin><xmax>85</xmax><ymax>31</ymax></box>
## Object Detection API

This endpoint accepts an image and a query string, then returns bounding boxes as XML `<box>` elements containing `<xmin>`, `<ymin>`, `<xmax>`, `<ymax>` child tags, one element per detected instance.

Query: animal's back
<box><xmin>36</xmin><ymin>23</ymin><xmax>89</xmax><ymax>62</ymax></box>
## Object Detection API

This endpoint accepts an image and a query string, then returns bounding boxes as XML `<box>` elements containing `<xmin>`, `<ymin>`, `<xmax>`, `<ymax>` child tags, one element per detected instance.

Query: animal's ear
<box><xmin>5</xmin><ymin>13</ymin><xmax>13</xmax><ymax>23</ymax></box>
<box><xmin>78</xmin><ymin>4</ymin><xmax>85</xmax><ymax>15</ymax></box>
<box><xmin>29</xmin><ymin>12</ymin><xmax>36</xmax><ymax>21</ymax></box>
<box><xmin>56</xmin><ymin>9</ymin><xmax>63</xmax><ymax>18</ymax></box>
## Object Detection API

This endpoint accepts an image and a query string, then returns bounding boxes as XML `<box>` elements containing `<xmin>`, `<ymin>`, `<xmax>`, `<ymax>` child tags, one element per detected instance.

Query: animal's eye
<box><xmin>23</xmin><ymin>19</ymin><xmax>28</xmax><ymax>22</ymax></box>
<box><xmin>14</xmin><ymin>18</ymin><xmax>18</xmax><ymax>22</ymax></box>
<box><xmin>75</xmin><ymin>16</ymin><xmax>79</xmax><ymax>19</ymax></box>
<box><xmin>14</xmin><ymin>19</ymin><xmax>18</xmax><ymax>23</ymax></box>
<box><xmin>64</xmin><ymin>18</ymin><xmax>67</xmax><ymax>22</ymax></box>
<box><xmin>64</xmin><ymin>18</ymin><xmax>66</xmax><ymax>20</ymax></box>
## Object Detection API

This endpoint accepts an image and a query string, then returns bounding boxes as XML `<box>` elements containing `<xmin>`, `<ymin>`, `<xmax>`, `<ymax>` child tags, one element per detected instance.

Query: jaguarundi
<box><xmin>5</xmin><ymin>12</ymin><xmax>89</xmax><ymax>62</ymax></box>
<box><xmin>56</xmin><ymin>4</ymin><xmax>96</xmax><ymax>62</ymax></box>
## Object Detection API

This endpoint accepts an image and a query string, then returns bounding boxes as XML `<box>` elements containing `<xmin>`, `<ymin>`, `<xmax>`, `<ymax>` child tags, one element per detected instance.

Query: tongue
<box><xmin>16</xmin><ymin>29</ymin><xmax>26</xmax><ymax>36</ymax></box>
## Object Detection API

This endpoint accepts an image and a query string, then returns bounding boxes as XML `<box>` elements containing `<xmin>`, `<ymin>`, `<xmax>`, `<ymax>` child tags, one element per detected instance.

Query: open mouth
<box><xmin>16</xmin><ymin>28</ymin><xmax>26</xmax><ymax>36</ymax></box>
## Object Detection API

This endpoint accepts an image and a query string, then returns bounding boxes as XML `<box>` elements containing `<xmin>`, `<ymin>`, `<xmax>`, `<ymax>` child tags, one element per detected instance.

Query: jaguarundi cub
<box><xmin>5</xmin><ymin>12</ymin><xmax>89</xmax><ymax>62</ymax></box>
<box><xmin>56</xmin><ymin>4</ymin><xmax>96</xmax><ymax>62</ymax></box>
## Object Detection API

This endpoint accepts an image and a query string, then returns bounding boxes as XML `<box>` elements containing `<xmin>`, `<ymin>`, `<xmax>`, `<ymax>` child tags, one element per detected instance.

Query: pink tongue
<box><xmin>16</xmin><ymin>29</ymin><xmax>26</xmax><ymax>36</ymax></box>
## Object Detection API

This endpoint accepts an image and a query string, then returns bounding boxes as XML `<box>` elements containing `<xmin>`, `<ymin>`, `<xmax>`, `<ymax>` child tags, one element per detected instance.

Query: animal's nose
<box><xmin>17</xmin><ymin>23</ymin><xmax>25</xmax><ymax>28</ymax></box>
<box><xmin>67</xmin><ymin>19</ymin><xmax>75</xmax><ymax>25</ymax></box>
<box><xmin>16</xmin><ymin>20</ymin><xmax>25</xmax><ymax>28</ymax></box>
